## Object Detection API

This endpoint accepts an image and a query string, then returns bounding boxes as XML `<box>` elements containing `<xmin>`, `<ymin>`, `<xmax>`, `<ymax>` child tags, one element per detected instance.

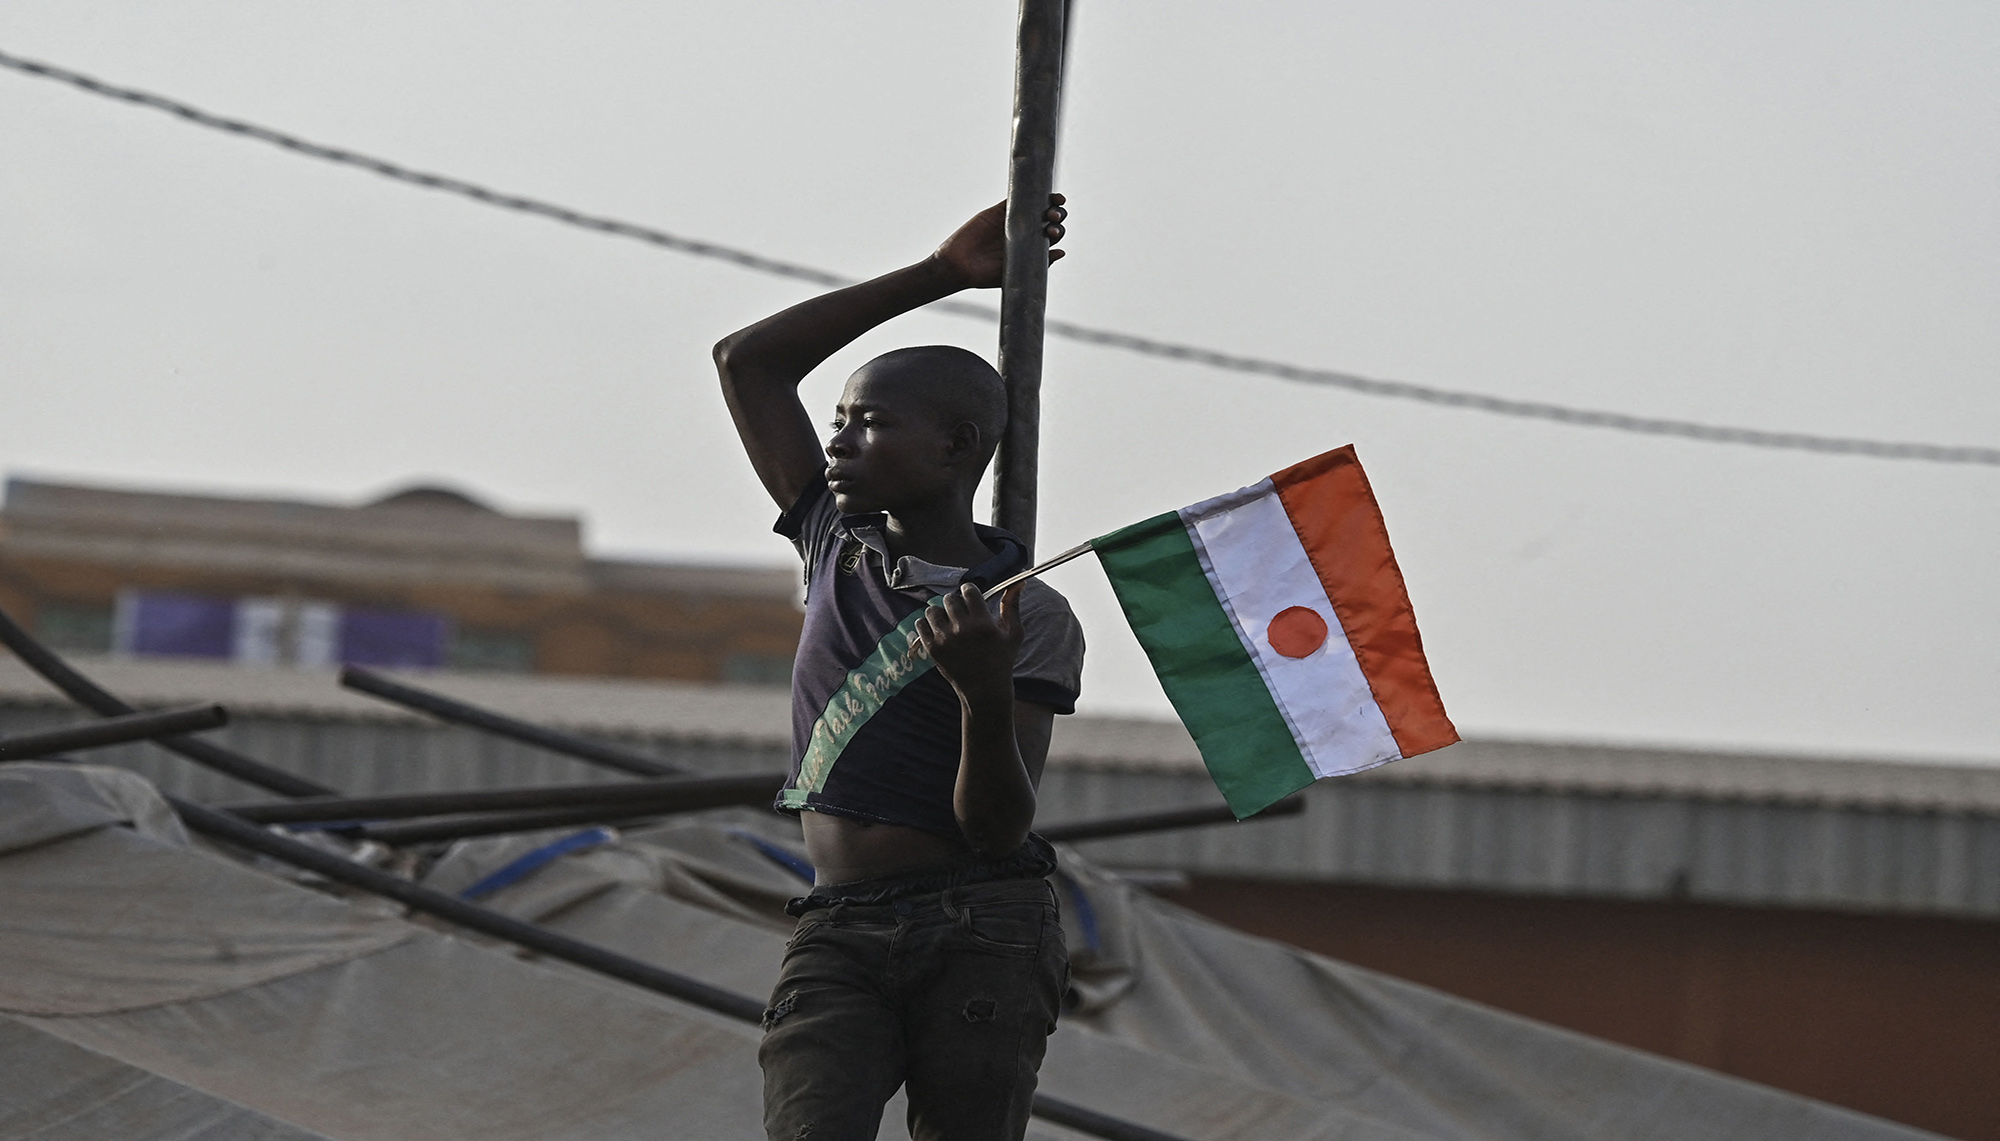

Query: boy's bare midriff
<box><xmin>801</xmin><ymin>811</ymin><xmax>971</xmax><ymax>885</ymax></box>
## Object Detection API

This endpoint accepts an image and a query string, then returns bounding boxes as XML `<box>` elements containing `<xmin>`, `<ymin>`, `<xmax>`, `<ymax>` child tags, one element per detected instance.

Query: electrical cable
<box><xmin>3</xmin><ymin>46</ymin><xmax>1995</xmax><ymax>467</ymax></box>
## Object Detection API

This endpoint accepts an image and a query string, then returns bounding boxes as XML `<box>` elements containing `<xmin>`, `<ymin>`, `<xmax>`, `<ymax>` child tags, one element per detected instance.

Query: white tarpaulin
<box><xmin>0</xmin><ymin>764</ymin><xmax>1944</xmax><ymax>1141</ymax></box>
<box><xmin>425</xmin><ymin>815</ymin><xmax>1947</xmax><ymax>1141</ymax></box>
<box><xmin>0</xmin><ymin>765</ymin><xmax>412</xmax><ymax>1017</ymax></box>
<box><xmin>0</xmin><ymin>1018</ymin><xmax>333</xmax><ymax>1141</ymax></box>
<box><xmin>0</xmin><ymin>766</ymin><xmax>770</xmax><ymax>1141</ymax></box>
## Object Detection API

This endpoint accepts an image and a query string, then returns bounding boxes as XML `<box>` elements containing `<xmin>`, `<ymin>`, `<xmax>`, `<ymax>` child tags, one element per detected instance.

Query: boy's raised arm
<box><xmin>712</xmin><ymin>197</ymin><xmax>1065</xmax><ymax>510</ymax></box>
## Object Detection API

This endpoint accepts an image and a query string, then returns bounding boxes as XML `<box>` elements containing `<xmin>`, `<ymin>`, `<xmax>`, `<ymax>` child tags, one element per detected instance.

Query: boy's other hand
<box><xmin>934</xmin><ymin>194</ymin><xmax>1067</xmax><ymax>289</ymax></box>
<box><xmin>914</xmin><ymin>583</ymin><xmax>1025</xmax><ymax>700</ymax></box>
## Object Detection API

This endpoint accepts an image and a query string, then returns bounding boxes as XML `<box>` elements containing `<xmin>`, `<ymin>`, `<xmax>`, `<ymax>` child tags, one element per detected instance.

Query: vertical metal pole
<box><xmin>992</xmin><ymin>0</ymin><xmax>1066</xmax><ymax>556</ymax></box>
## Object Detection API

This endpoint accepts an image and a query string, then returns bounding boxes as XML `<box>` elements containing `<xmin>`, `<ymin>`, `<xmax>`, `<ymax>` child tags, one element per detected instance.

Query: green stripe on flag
<box><xmin>1094</xmin><ymin>513</ymin><xmax>1316</xmax><ymax>817</ymax></box>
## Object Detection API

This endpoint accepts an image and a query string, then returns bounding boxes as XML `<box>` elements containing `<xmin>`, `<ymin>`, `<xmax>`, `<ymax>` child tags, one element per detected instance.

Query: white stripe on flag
<box><xmin>1183</xmin><ymin>484</ymin><xmax>1403</xmax><ymax>779</ymax></box>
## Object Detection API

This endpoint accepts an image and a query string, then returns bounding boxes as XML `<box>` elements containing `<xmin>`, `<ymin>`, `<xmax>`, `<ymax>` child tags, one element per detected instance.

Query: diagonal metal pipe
<box><xmin>349</xmin><ymin>804</ymin><xmax>677</xmax><ymax>846</ymax></box>
<box><xmin>340</xmin><ymin>665</ymin><xmax>685</xmax><ymax>777</ymax></box>
<box><xmin>176</xmin><ymin>792</ymin><xmax>769</xmax><ymax>1017</ymax></box>
<box><xmin>219</xmin><ymin>772</ymin><xmax>785</xmax><ymax>825</ymax></box>
<box><xmin>343</xmin><ymin>790</ymin><xmax>1302</xmax><ymax>849</ymax></box>
<box><xmin>0</xmin><ymin>703</ymin><xmax>228</xmax><ymax>760</ymax></box>
<box><xmin>0</xmin><ymin>606</ymin><xmax>331</xmax><ymax>796</ymax></box>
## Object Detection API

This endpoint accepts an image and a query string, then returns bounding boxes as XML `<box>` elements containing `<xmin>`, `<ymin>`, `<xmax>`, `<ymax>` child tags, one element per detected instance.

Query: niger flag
<box><xmin>1093</xmin><ymin>446</ymin><xmax>1457</xmax><ymax>817</ymax></box>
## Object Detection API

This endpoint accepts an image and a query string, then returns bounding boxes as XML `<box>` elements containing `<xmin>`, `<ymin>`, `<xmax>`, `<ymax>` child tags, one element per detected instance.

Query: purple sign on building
<box><xmin>120</xmin><ymin>592</ymin><xmax>236</xmax><ymax>660</ymax></box>
<box><xmin>338</xmin><ymin>607</ymin><xmax>449</xmax><ymax>668</ymax></box>
<box><xmin>114</xmin><ymin>591</ymin><xmax>448</xmax><ymax>668</ymax></box>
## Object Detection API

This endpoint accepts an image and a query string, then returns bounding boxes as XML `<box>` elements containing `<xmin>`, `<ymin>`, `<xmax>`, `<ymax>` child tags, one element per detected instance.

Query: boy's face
<box><xmin>824</xmin><ymin>366</ymin><xmax>960</xmax><ymax>516</ymax></box>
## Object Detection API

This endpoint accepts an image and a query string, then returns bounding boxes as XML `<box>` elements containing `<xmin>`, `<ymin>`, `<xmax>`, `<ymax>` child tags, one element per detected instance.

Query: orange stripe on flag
<box><xmin>1271</xmin><ymin>446</ymin><xmax>1458</xmax><ymax>758</ymax></box>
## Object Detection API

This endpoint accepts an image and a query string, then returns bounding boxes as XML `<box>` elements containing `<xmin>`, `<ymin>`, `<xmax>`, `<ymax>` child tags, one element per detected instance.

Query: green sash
<box><xmin>779</xmin><ymin>607</ymin><xmax>936</xmax><ymax>809</ymax></box>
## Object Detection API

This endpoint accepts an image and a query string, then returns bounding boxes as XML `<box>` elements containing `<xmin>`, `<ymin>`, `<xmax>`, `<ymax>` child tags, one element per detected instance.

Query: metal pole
<box><xmin>991</xmin><ymin>0</ymin><xmax>1067</xmax><ymax>555</ymax></box>
<box><xmin>0</xmin><ymin>704</ymin><xmax>228</xmax><ymax>760</ymax></box>
<box><xmin>341</xmin><ymin>665</ymin><xmax>683</xmax><ymax>777</ymax></box>
<box><xmin>177</xmin><ymin>793</ymin><xmax>769</xmax><ymax>1018</ymax></box>
<box><xmin>220</xmin><ymin>772</ymin><xmax>786</xmax><ymax>825</ymax></box>
<box><xmin>0</xmin><ymin>605</ymin><xmax>332</xmax><ymax>796</ymax></box>
<box><xmin>1039</xmin><ymin>794</ymin><xmax>1305</xmax><ymax>843</ymax></box>
<box><xmin>351</xmin><ymin>805</ymin><xmax>677</xmax><ymax>847</ymax></box>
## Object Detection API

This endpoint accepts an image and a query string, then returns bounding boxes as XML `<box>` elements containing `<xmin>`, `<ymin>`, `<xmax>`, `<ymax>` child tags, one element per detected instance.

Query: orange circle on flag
<box><xmin>1267</xmin><ymin>606</ymin><xmax>1328</xmax><ymax>659</ymax></box>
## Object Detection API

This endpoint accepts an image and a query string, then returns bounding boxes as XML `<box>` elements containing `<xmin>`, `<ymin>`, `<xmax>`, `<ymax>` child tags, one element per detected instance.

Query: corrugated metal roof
<box><xmin>1036</xmin><ymin>767</ymin><xmax>2000</xmax><ymax>919</ymax></box>
<box><xmin>2</xmin><ymin>657</ymin><xmax>1993</xmax><ymax>920</ymax></box>
<box><xmin>0</xmin><ymin>655</ymin><xmax>794</xmax><ymax>745</ymax></box>
<box><xmin>4</xmin><ymin>655</ymin><xmax>1993</xmax><ymax>815</ymax></box>
<box><xmin>1059</xmin><ymin>720</ymin><xmax>2000</xmax><ymax>814</ymax></box>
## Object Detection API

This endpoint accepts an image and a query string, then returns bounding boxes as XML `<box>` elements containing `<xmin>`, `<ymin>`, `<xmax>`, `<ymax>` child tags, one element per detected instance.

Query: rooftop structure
<box><xmin>0</xmin><ymin>476</ymin><xmax>801</xmax><ymax>683</ymax></box>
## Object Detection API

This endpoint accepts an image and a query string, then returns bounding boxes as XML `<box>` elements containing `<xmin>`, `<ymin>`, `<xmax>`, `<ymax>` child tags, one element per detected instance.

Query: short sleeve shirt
<box><xmin>773</xmin><ymin>475</ymin><xmax>1084</xmax><ymax>839</ymax></box>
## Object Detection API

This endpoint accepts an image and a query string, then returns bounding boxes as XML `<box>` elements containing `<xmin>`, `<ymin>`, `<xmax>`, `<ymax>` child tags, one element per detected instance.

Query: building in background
<box><xmin>0</xmin><ymin>477</ymin><xmax>801</xmax><ymax>683</ymax></box>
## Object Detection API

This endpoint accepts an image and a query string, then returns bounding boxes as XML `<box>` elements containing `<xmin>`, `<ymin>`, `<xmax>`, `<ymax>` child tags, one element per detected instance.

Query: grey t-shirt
<box><xmin>774</xmin><ymin>476</ymin><xmax>1085</xmax><ymax>837</ymax></box>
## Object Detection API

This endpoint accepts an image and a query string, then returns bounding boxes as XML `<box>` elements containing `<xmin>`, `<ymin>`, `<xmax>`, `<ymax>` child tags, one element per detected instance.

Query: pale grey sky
<box><xmin>2</xmin><ymin>2</ymin><xmax>1995</xmax><ymax>762</ymax></box>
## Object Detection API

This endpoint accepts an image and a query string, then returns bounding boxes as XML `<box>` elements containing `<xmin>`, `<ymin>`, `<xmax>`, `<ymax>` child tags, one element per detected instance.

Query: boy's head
<box><xmin>824</xmin><ymin>346</ymin><xmax>1007</xmax><ymax>517</ymax></box>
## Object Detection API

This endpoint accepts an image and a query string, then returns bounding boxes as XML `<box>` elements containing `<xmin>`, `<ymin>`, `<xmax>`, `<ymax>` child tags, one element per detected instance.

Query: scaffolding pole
<box><xmin>991</xmin><ymin>0</ymin><xmax>1067</xmax><ymax>555</ymax></box>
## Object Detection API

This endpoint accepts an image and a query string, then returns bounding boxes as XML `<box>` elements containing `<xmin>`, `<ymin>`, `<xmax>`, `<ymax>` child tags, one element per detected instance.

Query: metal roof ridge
<box><xmin>3</xmin><ymin>656</ymin><xmax>1996</xmax><ymax>812</ymax></box>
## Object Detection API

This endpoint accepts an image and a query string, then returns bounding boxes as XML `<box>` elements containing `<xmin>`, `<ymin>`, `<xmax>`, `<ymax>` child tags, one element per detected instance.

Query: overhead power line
<box><xmin>0</xmin><ymin>49</ymin><xmax>850</xmax><ymax>289</ymax></box>
<box><xmin>3</xmin><ymin>47</ymin><xmax>1995</xmax><ymax>468</ymax></box>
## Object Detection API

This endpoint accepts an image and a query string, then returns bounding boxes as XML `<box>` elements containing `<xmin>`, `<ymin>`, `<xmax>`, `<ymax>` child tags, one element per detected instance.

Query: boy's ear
<box><xmin>944</xmin><ymin>420</ymin><xmax>982</xmax><ymax>465</ymax></box>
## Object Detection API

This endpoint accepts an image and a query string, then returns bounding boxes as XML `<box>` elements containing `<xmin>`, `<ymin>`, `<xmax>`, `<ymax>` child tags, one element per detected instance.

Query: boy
<box><xmin>713</xmin><ymin>194</ymin><xmax>1078</xmax><ymax>1141</ymax></box>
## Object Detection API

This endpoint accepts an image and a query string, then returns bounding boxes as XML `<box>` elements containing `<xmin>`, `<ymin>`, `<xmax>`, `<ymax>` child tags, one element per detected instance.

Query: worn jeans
<box><xmin>758</xmin><ymin>877</ymin><xmax>1068</xmax><ymax>1141</ymax></box>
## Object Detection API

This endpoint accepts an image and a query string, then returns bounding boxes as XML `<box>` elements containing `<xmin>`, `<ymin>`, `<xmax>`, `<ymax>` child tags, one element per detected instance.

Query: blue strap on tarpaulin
<box><xmin>1056</xmin><ymin>871</ymin><xmax>1102</xmax><ymax>954</ymax></box>
<box><xmin>730</xmin><ymin>827</ymin><xmax>815</xmax><ymax>884</ymax></box>
<box><xmin>458</xmin><ymin>827</ymin><xmax>617</xmax><ymax>900</ymax></box>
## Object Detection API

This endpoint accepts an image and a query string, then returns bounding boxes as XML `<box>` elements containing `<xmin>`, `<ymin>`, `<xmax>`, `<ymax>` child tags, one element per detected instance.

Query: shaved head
<box><xmin>851</xmin><ymin>346</ymin><xmax>1008</xmax><ymax>467</ymax></box>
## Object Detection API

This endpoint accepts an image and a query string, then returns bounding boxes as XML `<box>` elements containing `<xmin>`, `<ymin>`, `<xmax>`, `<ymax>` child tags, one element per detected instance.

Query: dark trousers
<box><xmin>758</xmin><ymin>877</ymin><xmax>1067</xmax><ymax>1141</ymax></box>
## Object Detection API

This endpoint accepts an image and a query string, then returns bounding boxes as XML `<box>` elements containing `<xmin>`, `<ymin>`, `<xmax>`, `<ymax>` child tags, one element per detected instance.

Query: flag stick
<box><xmin>992</xmin><ymin>0</ymin><xmax>1066</xmax><ymax>556</ymax></box>
<box><xmin>986</xmin><ymin>538</ymin><xmax>1094</xmax><ymax>595</ymax></box>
